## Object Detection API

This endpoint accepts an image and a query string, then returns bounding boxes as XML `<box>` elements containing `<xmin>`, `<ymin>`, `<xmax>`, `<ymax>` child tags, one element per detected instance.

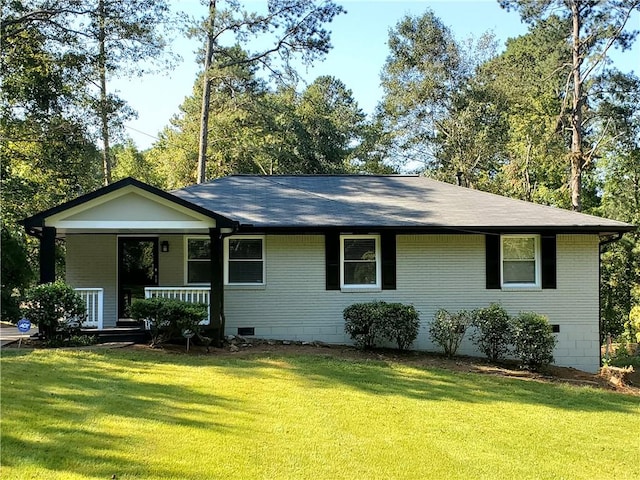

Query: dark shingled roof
<box><xmin>172</xmin><ymin>175</ymin><xmax>634</xmax><ymax>233</ymax></box>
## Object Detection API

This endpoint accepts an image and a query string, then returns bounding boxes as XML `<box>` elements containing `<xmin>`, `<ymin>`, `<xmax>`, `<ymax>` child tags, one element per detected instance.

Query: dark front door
<box><xmin>118</xmin><ymin>237</ymin><xmax>158</xmax><ymax>318</ymax></box>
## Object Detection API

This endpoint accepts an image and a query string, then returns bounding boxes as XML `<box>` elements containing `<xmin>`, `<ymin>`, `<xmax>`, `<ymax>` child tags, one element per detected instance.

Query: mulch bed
<box><xmin>132</xmin><ymin>340</ymin><xmax>640</xmax><ymax>396</ymax></box>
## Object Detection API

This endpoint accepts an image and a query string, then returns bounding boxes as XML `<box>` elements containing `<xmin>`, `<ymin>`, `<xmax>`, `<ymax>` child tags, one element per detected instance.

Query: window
<box><xmin>501</xmin><ymin>235</ymin><xmax>540</xmax><ymax>287</ymax></box>
<box><xmin>186</xmin><ymin>238</ymin><xmax>210</xmax><ymax>284</ymax></box>
<box><xmin>340</xmin><ymin>235</ymin><xmax>381</xmax><ymax>289</ymax></box>
<box><xmin>225</xmin><ymin>236</ymin><xmax>265</xmax><ymax>285</ymax></box>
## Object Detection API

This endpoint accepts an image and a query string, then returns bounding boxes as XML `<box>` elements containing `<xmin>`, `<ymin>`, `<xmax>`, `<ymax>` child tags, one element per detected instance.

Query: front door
<box><xmin>118</xmin><ymin>237</ymin><xmax>158</xmax><ymax>318</ymax></box>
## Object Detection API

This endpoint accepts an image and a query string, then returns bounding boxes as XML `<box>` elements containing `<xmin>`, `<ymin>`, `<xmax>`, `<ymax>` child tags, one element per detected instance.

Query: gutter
<box><xmin>599</xmin><ymin>232</ymin><xmax>624</xmax><ymax>248</ymax></box>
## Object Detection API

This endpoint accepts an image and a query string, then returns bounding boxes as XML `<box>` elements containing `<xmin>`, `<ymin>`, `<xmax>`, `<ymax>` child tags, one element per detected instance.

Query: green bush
<box><xmin>379</xmin><ymin>303</ymin><xmax>420</xmax><ymax>350</ymax></box>
<box><xmin>130</xmin><ymin>297</ymin><xmax>208</xmax><ymax>347</ymax></box>
<box><xmin>624</xmin><ymin>306</ymin><xmax>640</xmax><ymax>343</ymax></box>
<box><xmin>429</xmin><ymin>309</ymin><xmax>472</xmax><ymax>358</ymax></box>
<box><xmin>471</xmin><ymin>303</ymin><xmax>513</xmax><ymax>362</ymax></box>
<box><xmin>512</xmin><ymin>312</ymin><xmax>557</xmax><ymax>371</ymax></box>
<box><xmin>45</xmin><ymin>334</ymin><xmax>98</xmax><ymax>348</ymax></box>
<box><xmin>22</xmin><ymin>281</ymin><xmax>86</xmax><ymax>340</ymax></box>
<box><xmin>608</xmin><ymin>352</ymin><xmax>640</xmax><ymax>370</ymax></box>
<box><xmin>344</xmin><ymin>301</ymin><xmax>420</xmax><ymax>350</ymax></box>
<box><xmin>344</xmin><ymin>301</ymin><xmax>384</xmax><ymax>349</ymax></box>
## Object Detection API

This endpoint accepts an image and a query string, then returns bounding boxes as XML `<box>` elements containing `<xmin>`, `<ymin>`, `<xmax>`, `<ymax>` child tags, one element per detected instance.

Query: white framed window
<box><xmin>224</xmin><ymin>236</ymin><xmax>265</xmax><ymax>285</ymax></box>
<box><xmin>340</xmin><ymin>234</ymin><xmax>381</xmax><ymax>289</ymax></box>
<box><xmin>501</xmin><ymin>234</ymin><xmax>541</xmax><ymax>288</ymax></box>
<box><xmin>185</xmin><ymin>237</ymin><xmax>211</xmax><ymax>284</ymax></box>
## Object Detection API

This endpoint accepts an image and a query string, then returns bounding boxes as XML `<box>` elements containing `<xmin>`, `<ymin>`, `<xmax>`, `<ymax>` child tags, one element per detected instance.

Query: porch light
<box><xmin>161</xmin><ymin>240</ymin><xmax>170</xmax><ymax>253</ymax></box>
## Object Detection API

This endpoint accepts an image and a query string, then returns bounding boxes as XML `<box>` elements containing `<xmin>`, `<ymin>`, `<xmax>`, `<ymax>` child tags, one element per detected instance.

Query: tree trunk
<box><xmin>98</xmin><ymin>0</ymin><xmax>111</xmax><ymax>186</ymax></box>
<box><xmin>196</xmin><ymin>0</ymin><xmax>216</xmax><ymax>184</ymax></box>
<box><xmin>569</xmin><ymin>0</ymin><xmax>583</xmax><ymax>211</ymax></box>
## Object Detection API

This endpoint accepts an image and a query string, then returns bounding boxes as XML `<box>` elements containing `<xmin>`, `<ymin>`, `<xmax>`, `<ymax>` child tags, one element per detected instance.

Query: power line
<box><xmin>123</xmin><ymin>124</ymin><xmax>159</xmax><ymax>141</ymax></box>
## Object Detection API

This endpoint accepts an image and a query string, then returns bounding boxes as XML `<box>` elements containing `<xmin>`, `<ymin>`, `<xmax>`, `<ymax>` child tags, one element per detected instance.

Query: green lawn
<box><xmin>1</xmin><ymin>348</ymin><xmax>639</xmax><ymax>480</ymax></box>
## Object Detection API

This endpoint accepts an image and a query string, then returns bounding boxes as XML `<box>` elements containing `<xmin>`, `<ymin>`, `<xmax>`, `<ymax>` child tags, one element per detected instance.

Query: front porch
<box><xmin>22</xmin><ymin>178</ymin><xmax>238</xmax><ymax>343</ymax></box>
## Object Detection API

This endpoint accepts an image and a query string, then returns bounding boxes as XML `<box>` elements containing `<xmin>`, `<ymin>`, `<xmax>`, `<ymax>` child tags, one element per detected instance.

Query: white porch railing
<box><xmin>74</xmin><ymin>288</ymin><xmax>104</xmax><ymax>329</ymax></box>
<box><xmin>144</xmin><ymin>287</ymin><xmax>211</xmax><ymax>324</ymax></box>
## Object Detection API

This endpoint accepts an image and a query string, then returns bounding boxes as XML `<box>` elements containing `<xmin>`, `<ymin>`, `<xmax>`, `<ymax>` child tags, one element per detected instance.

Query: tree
<box><xmin>499</xmin><ymin>0</ymin><xmax>640</xmax><ymax>211</ymax></box>
<box><xmin>193</xmin><ymin>0</ymin><xmax>345</xmax><ymax>183</ymax></box>
<box><xmin>1</xmin><ymin>9</ymin><xmax>103</xmax><ymax>223</ymax></box>
<box><xmin>111</xmin><ymin>140</ymin><xmax>162</xmax><ymax>186</ymax></box>
<box><xmin>1</xmin><ymin>0</ymin><xmax>175</xmax><ymax>186</ymax></box>
<box><xmin>378</xmin><ymin>11</ymin><xmax>500</xmax><ymax>185</ymax></box>
<box><xmin>596</xmin><ymin>72</ymin><xmax>640</xmax><ymax>339</ymax></box>
<box><xmin>349</xmin><ymin>118</ymin><xmax>398</xmax><ymax>174</ymax></box>
<box><xmin>148</xmin><ymin>71</ymin><xmax>374</xmax><ymax>183</ymax></box>
<box><xmin>1</xmin><ymin>227</ymin><xmax>34</xmax><ymax>322</ymax></box>
<box><xmin>89</xmin><ymin>0</ymin><xmax>173</xmax><ymax>185</ymax></box>
<box><xmin>286</xmin><ymin>75</ymin><xmax>366</xmax><ymax>173</ymax></box>
<box><xmin>149</xmin><ymin>58</ymin><xmax>272</xmax><ymax>187</ymax></box>
<box><xmin>475</xmin><ymin>16</ymin><xmax>571</xmax><ymax>205</ymax></box>
<box><xmin>2</xmin><ymin>2</ymin><xmax>103</xmax><ymax>300</ymax></box>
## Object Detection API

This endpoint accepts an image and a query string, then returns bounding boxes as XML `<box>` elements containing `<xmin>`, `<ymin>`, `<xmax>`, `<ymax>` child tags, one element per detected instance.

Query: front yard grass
<box><xmin>1</xmin><ymin>347</ymin><xmax>639</xmax><ymax>479</ymax></box>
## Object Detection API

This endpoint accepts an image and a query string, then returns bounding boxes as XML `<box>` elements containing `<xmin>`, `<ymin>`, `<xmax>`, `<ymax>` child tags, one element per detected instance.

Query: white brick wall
<box><xmin>224</xmin><ymin>234</ymin><xmax>602</xmax><ymax>372</ymax></box>
<box><xmin>65</xmin><ymin>232</ymin><xmax>602</xmax><ymax>371</ymax></box>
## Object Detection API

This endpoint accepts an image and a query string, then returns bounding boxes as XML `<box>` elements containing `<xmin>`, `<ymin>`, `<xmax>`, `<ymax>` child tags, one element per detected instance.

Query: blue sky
<box><xmin>114</xmin><ymin>0</ymin><xmax>639</xmax><ymax>149</ymax></box>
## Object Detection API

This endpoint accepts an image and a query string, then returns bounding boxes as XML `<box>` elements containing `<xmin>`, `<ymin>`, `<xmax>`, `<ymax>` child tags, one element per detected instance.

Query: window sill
<box><xmin>501</xmin><ymin>284</ymin><xmax>542</xmax><ymax>291</ymax></box>
<box><xmin>224</xmin><ymin>284</ymin><xmax>266</xmax><ymax>291</ymax></box>
<box><xmin>340</xmin><ymin>286</ymin><xmax>382</xmax><ymax>293</ymax></box>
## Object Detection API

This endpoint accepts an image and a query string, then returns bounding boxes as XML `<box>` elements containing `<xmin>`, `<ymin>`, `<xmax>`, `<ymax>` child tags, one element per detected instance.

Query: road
<box><xmin>0</xmin><ymin>323</ymin><xmax>38</xmax><ymax>348</ymax></box>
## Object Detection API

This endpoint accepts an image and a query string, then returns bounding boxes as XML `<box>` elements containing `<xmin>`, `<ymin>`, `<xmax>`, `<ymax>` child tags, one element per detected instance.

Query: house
<box><xmin>22</xmin><ymin>175</ymin><xmax>634</xmax><ymax>372</ymax></box>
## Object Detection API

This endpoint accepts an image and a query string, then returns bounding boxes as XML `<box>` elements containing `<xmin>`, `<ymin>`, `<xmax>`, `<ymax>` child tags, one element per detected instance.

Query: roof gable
<box><xmin>62</xmin><ymin>191</ymin><xmax>198</xmax><ymax>222</ymax></box>
<box><xmin>23</xmin><ymin>177</ymin><xmax>236</xmax><ymax>233</ymax></box>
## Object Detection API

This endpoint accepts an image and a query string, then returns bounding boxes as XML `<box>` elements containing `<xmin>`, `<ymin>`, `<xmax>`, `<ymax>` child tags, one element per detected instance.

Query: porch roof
<box><xmin>22</xmin><ymin>177</ymin><xmax>238</xmax><ymax>236</ymax></box>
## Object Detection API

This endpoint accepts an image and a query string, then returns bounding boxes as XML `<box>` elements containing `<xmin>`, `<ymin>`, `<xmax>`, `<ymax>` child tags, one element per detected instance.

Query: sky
<box><xmin>113</xmin><ymin>0</ymin><xmax>640</xmax><ymax>150</ymax></box>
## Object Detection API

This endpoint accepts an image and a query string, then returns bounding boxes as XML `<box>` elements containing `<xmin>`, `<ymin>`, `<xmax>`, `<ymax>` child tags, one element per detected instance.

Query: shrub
<box><xmin>45</xmin><ymin>334</ymin><xmax>98</xmax><ymax>348</ymax></box>
<box><xmin>429</xmin><ymin>309</ymin><xmax>472</xmax><ymax>358</ymax></box>
<box><xmin>130</xmin><ymin>297</ymin><xmax>208</xmax><ymax>346</ymax></box>
<box><xmin>623</xmin><ymin>306</ymin><xmax>640</xmax><ymax>343</ymax></box>
<box><xmin>22</xmin><ymin>281</ymin><xmax>86</xmax><ymax>340</ymax></box>
<box><xmin>512</xmin><ymin>312</ymin><xmax>557</xmax><ymax>371</ymax></box>
<box><xmin>379</xmin><ymin>303</ymin><xmax>420</xmax><ymax>350</ymax></box>
<box><xmin>344</xmin><ymin>301</ymin><xmax>420</xmax><ymax>350</ymax></box>
<box><xmin>471</xmin><ymin>303</ymin><xmax>513</xmax><ymax>362</ymax></box>
<box><xmin>608</xmin><ymin>351</ymin><xmax>640</xmax><ymax>370</ymax></box>
<box><xmin>344</xmin><ymin>301</ymin><xmax>386</xmax><ymax>349</ymax></box>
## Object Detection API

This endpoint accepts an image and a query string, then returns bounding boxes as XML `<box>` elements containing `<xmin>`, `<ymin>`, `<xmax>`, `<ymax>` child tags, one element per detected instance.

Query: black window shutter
<box><xmin>381</xmin><ymin>232</ymin><xmax>397</xmax><ymax>290</ymax></box>
<box><xmin>486</xmin><ymin>234</ymin><xmax>501</xmax><ymax>289</ymax></box>
<box><xmin>325</xmin><ymin>232</ymin><xmax>340</xmax><ymax>290</ymax></box>
<box><xmin>541</xmin><ymin>235</ymin><xmax>557</xmax><ymax>289</ymax></box>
